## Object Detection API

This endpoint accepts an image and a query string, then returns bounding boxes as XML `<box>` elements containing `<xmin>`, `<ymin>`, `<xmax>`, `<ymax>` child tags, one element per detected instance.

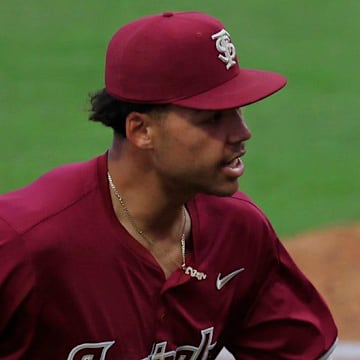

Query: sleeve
<box><xmin>0</xmin><ymin>218</ymin><xmax>39</xmax><ymax>358</ymax></box>
<box><xmin>225</xmin><ymin>221</ymin><xmax>338</xmax><ymax>360</ymax></box>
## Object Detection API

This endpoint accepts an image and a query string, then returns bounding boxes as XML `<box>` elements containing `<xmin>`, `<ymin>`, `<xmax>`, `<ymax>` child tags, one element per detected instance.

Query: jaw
<box><xmin>157</xmin><ymin>170</ymin><xmax>240</xmax><ymax>203</ymax></box>
<box><xmin>203</xmin><ymin>179</ymin><xmax>240</xmax><ymax>197</ymax></box>
<box><xmin>150</xmin><ymin>153</ymin><xmax>245</xmax><ymax>201</ymax></box>
<box><xmin>187</xmin><ymin>170</ymin><xmax>241</xmax><ymax>198</ymax></box>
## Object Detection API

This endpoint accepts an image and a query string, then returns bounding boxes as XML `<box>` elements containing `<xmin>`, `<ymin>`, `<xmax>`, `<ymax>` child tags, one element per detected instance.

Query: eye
<box><xmin>206</xmin><ymin>111</ymin><xmax>222</xmax><ymax>124</ymax></box>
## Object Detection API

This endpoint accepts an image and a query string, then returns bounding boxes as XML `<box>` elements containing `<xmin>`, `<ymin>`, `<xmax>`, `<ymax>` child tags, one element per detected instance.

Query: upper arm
<box><xmin>224</xmin><ymin>228</ymin><xmax>338</xmax><ymax>359</ymax></box>
<box><xmin>0</xmin><ymin>218</ymin><xmax>39</xmax><ymax>357</ymax></box>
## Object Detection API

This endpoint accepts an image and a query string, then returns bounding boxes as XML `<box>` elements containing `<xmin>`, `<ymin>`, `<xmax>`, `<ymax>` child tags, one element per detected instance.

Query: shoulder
<box><xmin>190</xmin><ymin>190</ymin><xmax>279</xmax><ymax>256</ymax></box>
<box><xmin>0</xmin><ymin>154</ymin><xmax>106</xmax><ymax>234</ymax></box>
<box><xmin>191</xmin><ymin>190</ymin><xmax>271</xmax><ymax>229</ymax></box>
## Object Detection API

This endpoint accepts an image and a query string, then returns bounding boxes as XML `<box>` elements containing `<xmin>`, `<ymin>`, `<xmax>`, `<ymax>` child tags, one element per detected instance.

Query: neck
<box><xmin>107</xmin><ymin>138</ymin><xmax>210</xmax><ymax>281</ymax></box>
<box><xmin>107</xmin><ymin>144</ymin><xmax>192</xmax><ymax>241</ymax></box>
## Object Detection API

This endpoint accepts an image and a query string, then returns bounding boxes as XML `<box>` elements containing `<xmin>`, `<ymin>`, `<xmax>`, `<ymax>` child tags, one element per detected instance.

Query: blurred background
<box><xmin>1</xmin><ymin>0</ymin><xmax>358</xmax><ymax>238</ymax></box>
<box><xmin>1</xmin><ymin>0</ymin><xmax>358</xmax><ymax>237</ymax></box>
<box><xmin>1</xmin><ymin>1</ymin><xmax>359</xmax><ymax>358</ymax></box>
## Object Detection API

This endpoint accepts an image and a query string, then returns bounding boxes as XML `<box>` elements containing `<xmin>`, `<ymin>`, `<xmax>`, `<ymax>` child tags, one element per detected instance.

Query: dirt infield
<box><xmin>284</xmin><ymin>223</ymin><xmax>360</xmax><ymax>341</ymax></box>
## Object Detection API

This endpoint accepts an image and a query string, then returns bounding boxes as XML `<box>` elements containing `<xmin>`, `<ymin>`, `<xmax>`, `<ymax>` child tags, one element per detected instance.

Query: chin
<box><xmin>203</xmin><ymin>182</ymin><xmax>239</xmax><ymax>197</ymax></box>
<box><xmin>214</xmin><ymin>189</ymin><xmax>239</xmax><ymax>197</ymax></box>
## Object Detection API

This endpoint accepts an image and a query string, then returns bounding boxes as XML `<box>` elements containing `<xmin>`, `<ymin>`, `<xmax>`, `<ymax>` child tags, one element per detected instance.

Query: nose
<box><xmin>227</xmin><ymin>109</ymin><xmax>252</xmax><ymax>144</ymax></box>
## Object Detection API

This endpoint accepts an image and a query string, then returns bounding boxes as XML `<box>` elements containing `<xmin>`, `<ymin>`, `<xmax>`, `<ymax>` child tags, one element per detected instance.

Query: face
<box><xmin>148</xmin><ymin>105</ymin><xmax>252</xmax><ymax>198</ymax></box>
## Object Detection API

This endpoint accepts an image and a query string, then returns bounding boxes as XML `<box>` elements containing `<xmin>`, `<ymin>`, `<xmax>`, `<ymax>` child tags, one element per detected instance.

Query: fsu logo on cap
<box><xmin>211</xmin><ymin>29</ymin><xmax>237</xmax><ymax>70</ymax></box>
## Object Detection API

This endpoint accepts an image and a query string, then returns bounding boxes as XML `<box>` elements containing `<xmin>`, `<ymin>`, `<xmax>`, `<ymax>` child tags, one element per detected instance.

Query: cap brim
<box><xmin>173</xmin><ymin>68</ymin><xmax>287</xmax><ymax>110</ymax></box>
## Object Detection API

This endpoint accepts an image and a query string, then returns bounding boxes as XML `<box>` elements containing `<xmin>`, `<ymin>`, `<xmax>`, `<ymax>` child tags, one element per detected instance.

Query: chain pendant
<box><xmin>182</xmin><ymin>265</ymin><xmax>207</xmax><ymax>281</ymax></box>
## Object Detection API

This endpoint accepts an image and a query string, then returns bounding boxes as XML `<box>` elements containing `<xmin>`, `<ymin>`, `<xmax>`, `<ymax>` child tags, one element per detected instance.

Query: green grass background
<box><xmin>1</xmin><ymin>0</ymin><xmax>359</xmax><ymax>237</ymax></box>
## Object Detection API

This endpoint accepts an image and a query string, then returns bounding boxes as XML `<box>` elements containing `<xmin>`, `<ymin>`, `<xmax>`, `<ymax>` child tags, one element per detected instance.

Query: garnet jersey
<box><xmin>0</xmin><ymin>153</ymin><xmax>337</xmax><ymax>359</ymax></box>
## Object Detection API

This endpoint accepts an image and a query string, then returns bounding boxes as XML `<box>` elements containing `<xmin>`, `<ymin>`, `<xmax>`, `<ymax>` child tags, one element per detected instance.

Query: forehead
<box><xmin>166</xmin><ymin>105</ymin><xmax>243</xmax><ymax>118</ymax></box>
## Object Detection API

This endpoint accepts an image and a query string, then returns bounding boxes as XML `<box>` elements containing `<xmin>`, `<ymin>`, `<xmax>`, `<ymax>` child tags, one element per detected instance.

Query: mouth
<box><xmin>226</xmin><ymin>156</ymin><xmax>242</xmax><ymax>169</ymax></box>
<box><xmin>221</xmin><ymin>151</ymin><xmax>246</xmax><ymax>178</ymax></box>
<box><xmin>223</xmin><ymin>149</ymin><xmax>246</xmax><ymax>167</ymax></box>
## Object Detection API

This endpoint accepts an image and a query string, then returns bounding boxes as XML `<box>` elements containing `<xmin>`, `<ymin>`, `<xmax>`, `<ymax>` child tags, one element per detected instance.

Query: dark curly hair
<box><xmin>89</xmin><ymin>89</ymin><xmax>168</xmax><ymax>137</ymax></box>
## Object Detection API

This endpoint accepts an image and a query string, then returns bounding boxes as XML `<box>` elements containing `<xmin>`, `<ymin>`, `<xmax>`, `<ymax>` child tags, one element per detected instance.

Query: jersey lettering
<box><xmin>143</xmin><ymin>327</ymin><xmax>216</xmax><ymax>360</ymax></box>
<box><xmin>67</xmin><ymin>341</ymin><xmax>115</xmax><ymax>360</ymax></box>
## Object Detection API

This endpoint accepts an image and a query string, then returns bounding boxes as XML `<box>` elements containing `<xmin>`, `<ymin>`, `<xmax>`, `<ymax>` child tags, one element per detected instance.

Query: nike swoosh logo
<box><xmin>216</xmin><ymin>268</ymin><xmax>245</xmax><ymax>290</ymax></box>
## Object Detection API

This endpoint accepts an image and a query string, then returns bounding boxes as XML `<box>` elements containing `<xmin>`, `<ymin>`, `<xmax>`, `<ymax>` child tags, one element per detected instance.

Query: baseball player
<box><xmin>0</xmin><ymin>11</ymin><xmax>337</xmax><ymax>359</ymax></box>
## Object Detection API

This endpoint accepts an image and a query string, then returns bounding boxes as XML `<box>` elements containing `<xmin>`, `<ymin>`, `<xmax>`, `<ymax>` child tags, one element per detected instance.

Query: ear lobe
<box><xmin>125</xmin><ymin>112</ymin><xmax>153</xmax><ymax>149</ymax></box>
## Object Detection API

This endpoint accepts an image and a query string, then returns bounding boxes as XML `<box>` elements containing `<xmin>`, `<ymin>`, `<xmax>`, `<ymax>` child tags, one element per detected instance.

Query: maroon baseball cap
<box><xmin>105</xmin><ymin>11</ymin><xmax>287</xmax><ymax>110</ymax></box>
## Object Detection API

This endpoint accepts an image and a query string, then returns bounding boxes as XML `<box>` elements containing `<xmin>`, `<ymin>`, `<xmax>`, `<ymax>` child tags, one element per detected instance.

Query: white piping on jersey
<box><xmin>318</xmin><ymin>337</ymin><xmax>338</xmax><ymax>360</ymax></box>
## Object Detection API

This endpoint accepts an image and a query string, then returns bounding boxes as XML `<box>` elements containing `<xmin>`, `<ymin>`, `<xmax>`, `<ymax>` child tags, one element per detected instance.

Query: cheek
<box><xmin>153</xmin><ymin>137</ymin><xmax>200</xmax><ymax>171</ymax></box>
<box><xmin>153</xmin><ymin>124</ymin><xmax>223</xmax><ymax>169</ymax></box>
<box><xmin>172</xmin><ymin>136</ymin><xmax>211</xmax><ymax>162</ymax></box>
<box><xmin>159</xmin><ymin>130</ymin><xmax>190</xmax><ymax>151</ymax></box>
<box><xmin>171</xmin><ymin>140</ymin><xmax>222</xmax><ymax>175</ymax></box>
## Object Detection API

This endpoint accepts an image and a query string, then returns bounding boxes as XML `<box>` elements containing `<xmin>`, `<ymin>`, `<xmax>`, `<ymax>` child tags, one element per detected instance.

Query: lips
<box><xmin>223</xmin><ymin>150</ymin><xmax>246</xmax><ymax>167</ymax></box>
<box><xmin>220</xmin><ymin>150</ymin><xmax>246</xmax><ymax>178</ymax></box>
<box><xmin>227</xmin><ymin>156</ymin><xmax>241</xmax><ymax>169</ymax></box>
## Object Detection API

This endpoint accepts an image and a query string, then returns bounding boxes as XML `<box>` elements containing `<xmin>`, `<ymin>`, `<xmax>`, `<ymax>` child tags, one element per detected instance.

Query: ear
<box><xmin>125</xmin><ymin>112</ymin><xmax>154</xmax><ymax>149</ymax></box>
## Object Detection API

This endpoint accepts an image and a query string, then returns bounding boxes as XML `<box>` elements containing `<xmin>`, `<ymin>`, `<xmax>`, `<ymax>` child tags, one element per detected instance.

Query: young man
<box><xmin>0</xmin><ymin>11</ymin><xmax>337</xmax><ymax>360</ymax></box>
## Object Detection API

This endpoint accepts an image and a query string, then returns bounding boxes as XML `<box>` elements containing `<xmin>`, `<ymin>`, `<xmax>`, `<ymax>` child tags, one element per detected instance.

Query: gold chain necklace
<box><xmin>107</xmin><ymin>171</ymin><xmax>207</xmax><ymax>281</ymax></box>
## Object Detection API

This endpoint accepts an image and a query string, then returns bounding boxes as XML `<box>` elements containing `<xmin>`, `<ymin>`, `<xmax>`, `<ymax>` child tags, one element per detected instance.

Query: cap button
<box><xmin>162</xmin><ymin>12</ymin><xmax>174</xmax><ymax>17</ymax></box>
